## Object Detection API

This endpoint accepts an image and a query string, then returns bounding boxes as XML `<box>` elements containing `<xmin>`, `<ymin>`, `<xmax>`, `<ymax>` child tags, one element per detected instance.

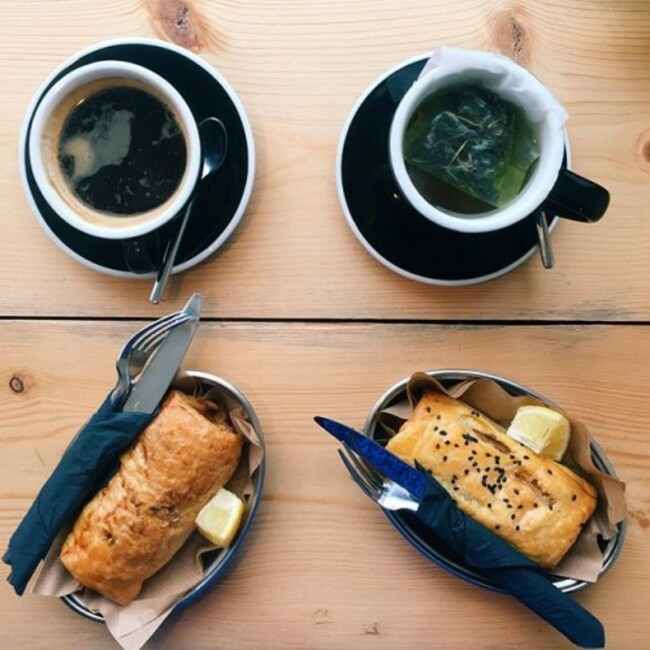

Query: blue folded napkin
<box><xmin>414</xmin><ymin>462</ymin><xmax>604</xmax><ymax>649</ymax></box>
<box><xmin>3</xmin><ymin>396</ymin><xmax>155</xmax><ymax>595</ymax></box>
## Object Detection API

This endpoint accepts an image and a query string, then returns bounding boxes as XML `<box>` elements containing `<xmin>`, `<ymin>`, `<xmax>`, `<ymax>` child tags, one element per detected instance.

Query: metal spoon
<box><xmin>150</xmin><ymin>117</ymin><xmax>228</xmax><ymax>304</ymax></box>
<box><xmin>534</xmin><ymin>210</ymin><xmax>554</xmax><ymax>269</ymax></box>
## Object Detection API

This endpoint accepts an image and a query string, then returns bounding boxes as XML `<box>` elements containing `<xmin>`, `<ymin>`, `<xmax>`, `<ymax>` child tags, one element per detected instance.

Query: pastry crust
<box><xmin>60</xmin><ymin>390</ymin><xmax>243</xmax><ymax>605</ymax></box>
<box><xmin>386</xmin><ymin>391</ymin><xmax>597</xmax><ymax>568</ymax></box>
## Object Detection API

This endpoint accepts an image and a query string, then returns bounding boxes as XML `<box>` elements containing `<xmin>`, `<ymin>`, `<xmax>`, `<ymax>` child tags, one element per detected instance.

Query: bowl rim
<box><xmin>61</xmin><ymin>370</ymin><xmax>265</xmax><ymax>622</ymax></box>
<box><xmin>362</xmin><ymin>368</ymin><xmax>626</xmax><ymax>594</ymax></box>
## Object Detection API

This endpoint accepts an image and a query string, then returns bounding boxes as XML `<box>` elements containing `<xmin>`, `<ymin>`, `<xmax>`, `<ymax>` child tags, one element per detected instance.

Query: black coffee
<box><xmin>57</xmin><ymin>85</ymin><xmax>187</xmax><ymax>216</ymax></box>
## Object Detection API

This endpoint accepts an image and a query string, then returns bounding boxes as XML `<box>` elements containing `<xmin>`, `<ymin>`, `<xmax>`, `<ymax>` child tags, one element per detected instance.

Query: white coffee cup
<box><xmin>389</xmin><ymin>50</ymin><xmax>607</xmax><ymax>234</ymax></box>
<box><xmin>28</xmin><ymin>60</ymin><xmax>201</xmax><ymax>240</ymax></box>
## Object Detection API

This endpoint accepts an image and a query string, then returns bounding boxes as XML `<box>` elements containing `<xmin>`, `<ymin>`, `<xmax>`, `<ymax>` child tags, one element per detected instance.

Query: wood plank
<box><xmin>0</xmin><ymin>321</ymin><xmax>648</xmax><ymax>648</ymax></box>
<box><xmin>0</xmin><ymin>0</ymin><xmax>649</xmax><ymax>319</ymax></box>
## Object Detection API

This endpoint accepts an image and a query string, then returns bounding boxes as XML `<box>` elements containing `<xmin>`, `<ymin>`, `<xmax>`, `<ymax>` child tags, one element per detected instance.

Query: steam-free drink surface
<box><xmin>57</xmin><ymin>86</ymin><xmax>187</xmax><ymax>216</ymax></box>
<box><xmin>403</xmin><ymin>84</ymin><xmax>539</xmax><ymax>214</ymax></box>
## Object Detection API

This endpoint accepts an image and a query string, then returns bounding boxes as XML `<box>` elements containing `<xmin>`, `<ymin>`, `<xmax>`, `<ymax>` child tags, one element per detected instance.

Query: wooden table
<box><xmin>1</xmin><ymin>1</ymin><xmax>649</xmax><ymax>648</ymax></box>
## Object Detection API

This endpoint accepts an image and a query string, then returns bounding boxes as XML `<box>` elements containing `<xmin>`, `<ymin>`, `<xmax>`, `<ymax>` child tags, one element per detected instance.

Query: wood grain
<box><xmin>1</xmin><ymin>1</ymin><xmax>649</xmax><ymax>648</ymax></box>
<box><xmin>0</xmin><ymin>0</ymin><xmax>649</xmax><ymax>319</ymax></box>
<box><xmin>0</xmin><ymin>321</ymin><xmax>648</xmax><ymax>649</ymax></box>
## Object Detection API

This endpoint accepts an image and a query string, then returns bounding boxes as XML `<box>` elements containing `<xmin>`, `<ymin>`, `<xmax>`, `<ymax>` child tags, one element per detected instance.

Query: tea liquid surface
<box><xmin>403</xmin><ymin>84</ymin><xmax>539</xmax><ymax>214</ymax></box>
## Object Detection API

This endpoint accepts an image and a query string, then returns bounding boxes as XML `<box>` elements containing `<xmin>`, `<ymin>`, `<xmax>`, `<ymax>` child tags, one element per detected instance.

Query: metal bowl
<box><xmin>363</xmin><ymin>369</ymin><xmax>625</xmax><ymax>594</ymax></box>
<box><xmin>62</xmin><ymin>370</ymin><xmax>265</xmax><ymax>621</ymax></box>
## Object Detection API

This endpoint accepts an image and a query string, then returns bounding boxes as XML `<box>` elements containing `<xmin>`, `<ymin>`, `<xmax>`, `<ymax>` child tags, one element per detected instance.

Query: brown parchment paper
<box><xmin>31</xmin><ymin>372</ymin><xmax>264</xmax><ymax>650</ymax></box>
<box><xmin>377</xmin><ymin>372</ymin><xmax>627</xmax><ymax>583</ymax></box>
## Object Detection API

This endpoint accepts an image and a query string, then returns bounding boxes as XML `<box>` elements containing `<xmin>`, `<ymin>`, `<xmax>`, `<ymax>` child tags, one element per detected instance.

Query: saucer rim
<box><xmin>19</xmin><ymin>37</ymin><xmax>255</xmax><ymax>279</ymax></box>
<box><xmin>335</xmin><ymin>53</ymin><xmax>567</xmax><ymax>286</ymax></box>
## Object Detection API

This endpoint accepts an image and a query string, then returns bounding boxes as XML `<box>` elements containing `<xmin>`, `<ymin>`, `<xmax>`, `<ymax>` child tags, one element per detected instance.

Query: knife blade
<box><xmin>314</xmin><ymin>416</ymin><xmax>426</xmax><ymax>500</ymax></box>
<box><xmin>122</xmin><ymin>294</ymin><xmax>201</xmax><ymax>413</ymax></box>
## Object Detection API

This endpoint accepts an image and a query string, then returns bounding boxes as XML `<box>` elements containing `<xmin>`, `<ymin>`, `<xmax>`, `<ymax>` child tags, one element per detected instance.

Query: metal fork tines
<box><xmin>110</xmin><ymin>311</ymin><xmax>193</xmax><ymax>407</ymax></box>
<box><xmin>338</xmin><ymin>445</ymin><xmax>419</xmax><ymax>512</ymax></box>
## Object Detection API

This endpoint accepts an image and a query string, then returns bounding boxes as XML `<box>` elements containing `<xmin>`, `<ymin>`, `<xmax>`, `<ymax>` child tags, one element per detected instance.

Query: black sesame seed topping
<box><xmin>549</xmin><ymin>504</ymin><xmax>554</xmax><ymax>511</ymax></box>
<box><xmin>511</xmin><ymin>514</ymin><xmax>516</xmax><ymax>520</ymax></box>
<box><xmin>487</xmin><ymin>503</ymin><xmax>492</xmax><ymax>509</ymax></box>
<box><xmin>572</xmin><ymin>494</ymin><xmax>577</xmax><ymax>501</ymax></box>
<box><xmin>436</xmin><ymin>415</ymin><xmax>441</xmax><ymax>420</ymax></box>
<box><xmin>517</xmin><ymin>505</ymin><xmax>523</xmax><ymax>510</ymax></box>
<box><xmin>454</xmin><ymin>443</ymin><xmax>460</xmax><ymax>448</ymax></box>
<box><xmin>445</xmin><ymin>440</ymin><xmax>450</xmax><ymax>446</ymax></box>
<box><xmin>436</xmin><ymin>444</ymin><xmax>440</xmax><ymax>449</ymax></box>
<box><xmin>495</xmin><ymin>525</ymin><xmax>500</xmax><ymax>530</ymax></box>
<box><xmin>464</xmin><ymin>469</ymin><xmax>470</xmax><ymax>476</ymax></box>
<box><xmin>516</xmin><ymin>525</ymin><xmax>520</xmax><ymax>531</ymax></box>
<box><xmin>426</xmin><ymin>406</ymin><xmax>431</xmax><ymax>413</ymax></box>
<box><xmin>443</xmin><ymin>455</ymin><xmax>448</xmax><ymax>462</ymax></box>
<box><xmin>503</xmin><ymin>498</ymin><xmax>509</xmax><ymax>503</ymax></box>
<box><xmin>547</xmin><ymin>469</ymin><xmax>553</xmax><ymax>475</ymax></box>
<box><xmin>523</xmin><ymin>455</ymin><xmax>530</xmax><ymax>460</ymax></box>
<box><xmin>485</xmin><ymin>466</ymin><xmax>491</xmax><ymax>472</ymax></box>
<box><xmin>514</xmin><ymin>489</ymin><xmax>519</xmax><ymax>495</ymax></box>
<box><xmin>534</xmin><ymin>502</ymin><xmax>538</xmax><ymax>508</ymax></box>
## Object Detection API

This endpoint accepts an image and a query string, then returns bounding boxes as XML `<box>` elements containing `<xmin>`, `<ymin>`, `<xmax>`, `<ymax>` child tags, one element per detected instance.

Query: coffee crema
<box><xmin>37</xmin><ymin>75</ymin><xmax>191</xmax><ymax>232</ymax></box>
<box><xmin>55</xmin><ymin>82</ymin><xmax>187</xmax><ymax>217</ymax></box>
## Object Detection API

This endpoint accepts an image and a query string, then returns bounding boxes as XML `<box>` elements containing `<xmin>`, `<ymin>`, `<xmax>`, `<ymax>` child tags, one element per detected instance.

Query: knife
<box><xmin>122</xmin><ymin>293</ymin><xmax>201</xmax><ymax>413</ymax></box>
<box><xmin>314</xmin><ymin>416</ymin><xmax>425</xmax><ymax>499</ymax></box>
<box><xmin>314</xmin><ymin>416</ymin><xmax>605</xmax><ymax>649</ymax></box>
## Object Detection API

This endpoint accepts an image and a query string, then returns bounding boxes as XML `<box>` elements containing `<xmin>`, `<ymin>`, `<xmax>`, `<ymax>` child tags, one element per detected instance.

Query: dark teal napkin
<box><xmin>414</xmin><ymin>463</ymin><xmax>604</xmax><ymax>649</ymax></box>
<box><xmin>3</xmin><ymin>396</ymin><xmax>155</xmax><ymax>595</ymax></box>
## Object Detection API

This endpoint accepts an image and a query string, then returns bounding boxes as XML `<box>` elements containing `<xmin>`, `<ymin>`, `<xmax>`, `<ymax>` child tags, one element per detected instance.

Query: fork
<box><xmin>109</xmin><ymin>310</ymin><xmax>193</xmax><ymax>408</ymax></box>
<box><xmin>338</xmin><ymin>444</ymin><xmax>419</xmax><ymax>512</ymax></box>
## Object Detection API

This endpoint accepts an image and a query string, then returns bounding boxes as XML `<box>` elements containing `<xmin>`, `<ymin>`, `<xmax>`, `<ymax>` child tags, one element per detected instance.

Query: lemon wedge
<box><xmin>195</xmin><ymin>488</ymin><xmax>244</xmax><ymax>547</ymax></box>
<box><xmin>506</xmin><ymin>405</ymin><xmax>571</xmax><ymax>461</ymax></box>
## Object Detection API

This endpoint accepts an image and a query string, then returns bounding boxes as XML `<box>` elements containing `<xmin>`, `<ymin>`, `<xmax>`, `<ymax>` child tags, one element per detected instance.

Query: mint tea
<box><xmin>402</xmin><ymin>83</ymin><xmax>539</xmax><ymax>214</ymax></box>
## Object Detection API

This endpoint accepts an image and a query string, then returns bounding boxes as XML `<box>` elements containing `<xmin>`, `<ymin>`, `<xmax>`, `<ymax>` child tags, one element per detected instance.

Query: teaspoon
<box><xmin>150</xmin><ymin>117</ymin><xmax>228</xmax><ymax>304</ymax></box>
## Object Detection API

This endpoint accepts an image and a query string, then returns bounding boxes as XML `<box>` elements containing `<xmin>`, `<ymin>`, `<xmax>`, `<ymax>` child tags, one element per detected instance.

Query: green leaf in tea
<box><xmin>403</xmin><ymin>84</ymin><xmax>539</xmax><ymax>211</ymax></box>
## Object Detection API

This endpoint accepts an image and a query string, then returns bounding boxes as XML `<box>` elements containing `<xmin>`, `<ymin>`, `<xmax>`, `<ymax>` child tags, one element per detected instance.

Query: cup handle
<box><xmin>542</xmin><ymin>168</ymin><xmax>610</xmax><ymax>223</ymax></box>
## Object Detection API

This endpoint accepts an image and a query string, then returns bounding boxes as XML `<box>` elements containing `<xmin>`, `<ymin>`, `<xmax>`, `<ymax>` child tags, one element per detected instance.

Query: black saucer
<box><xmin>20</xmin><ymin>39</ymin><xmax>254</xmax><ymax>277</ymax></box>
<box><xmin>336</xmin><ymin>57</ymin><xmax>560</xmax><ymax>284</ymax></box>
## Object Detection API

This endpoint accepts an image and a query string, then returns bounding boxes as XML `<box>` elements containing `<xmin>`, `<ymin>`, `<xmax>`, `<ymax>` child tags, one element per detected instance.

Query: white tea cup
<box><xmin>28</xmin><ymin>60</ymin><xmax>201</xmax><ymax>240</ymax></box>
<box><xmin>389</xmin><ymin>49</ymin><xmax>609</xmax><ymax>234</ymax></box>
